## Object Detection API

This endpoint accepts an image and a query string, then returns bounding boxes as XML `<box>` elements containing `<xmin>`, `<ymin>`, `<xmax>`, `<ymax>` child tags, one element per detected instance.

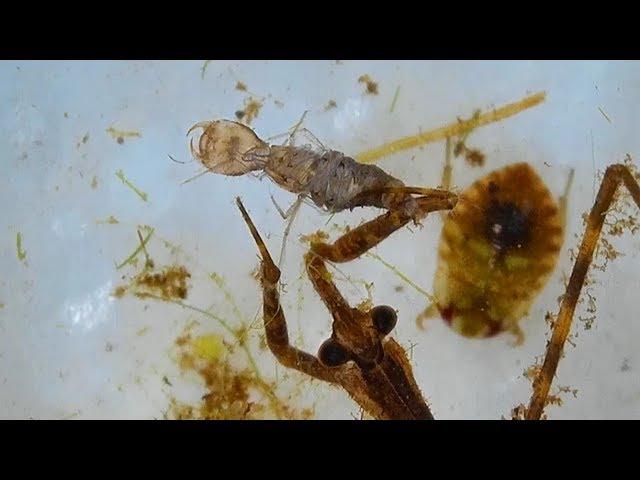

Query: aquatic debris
<box><xmin>235</xmin><ymin>97</ymin><xmax>263</xmax><ymax>125</ymax></box>
<box><xmin>116</xmin><ymin>227</ymin><xmax>154</xmax><ymax>270</ymax></box>
<box><xmin>201</xmin><ymin>60</ymin><xmax>213</xmax><ymax>79</ymax></box>
<box><xmin>115</xmin><ymin>169</ymin><xmax>148</xmax><ymax>202</ymax></box>
<box><xmin>389</xmin><ymin>86</ymin><xmax>400</xmax><ymax>113</ymax></box>
<box><xmin>113</xmin><ymin>264</ymin><xmax>191</xmax><ymax>301</ymax></box>
<box><xmin>16</xmin><ymin>232</ymin><xmax>27</xmax><ymax>264</ymax></box>
<box><xmin>324</xmin><ymin>100</ymin><xmax>337</xmax><ymax>111</ymax></box>
<box><xmin>106</xmin><ymin>126</ymin><xmax>141</xmax><ymax>144</ymax></box>
<box><xmin>96</xmin><ymin>215</ymin><xmax>119</xmax><ymax>225</ymax></box>
<box><xmin>356</xmin><ymin>91</ymin><xmax>546</xmax><ymax>164</ymax></box>
<box><xmin>358</xmin><ymin>74</ymin><xmax>379</xmax><ymax>95</ymax></box>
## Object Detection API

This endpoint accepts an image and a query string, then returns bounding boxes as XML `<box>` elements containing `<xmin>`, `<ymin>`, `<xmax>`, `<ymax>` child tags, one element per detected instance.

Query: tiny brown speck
<box><xmin>235</xmin><ymin>110</ymin><xmax>245</xmax><ymax>120</ymax></box>
<box><xmin>324</xmin><ymin>100</ymin><xmax>337</xmax><ymax>111</ymax></box>
<box><xmin>117</xmin><ymin>137</ymin><xmax>124</xmax><ymax>144</ymax></box>
<box><xmin>358</xmin><ymin>75</ymin><xmax>379</xmax><ymax>95</ymax></box>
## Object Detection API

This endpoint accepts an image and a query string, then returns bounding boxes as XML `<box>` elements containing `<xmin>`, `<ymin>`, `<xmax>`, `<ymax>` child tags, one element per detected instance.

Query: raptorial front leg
<box><xmin>526</xmin><ymin>164</ymin><xmax>640</xmax><ymax>420</ymax></box>
<box><xmin>236</xmin><ymin>197</ymin><xmax>335</xmax><ymax>383</ymax></box>
<box><xmin>310</xmin><ymin>193</ymin><xmax>457</xmax><ymax>263</ymax></box>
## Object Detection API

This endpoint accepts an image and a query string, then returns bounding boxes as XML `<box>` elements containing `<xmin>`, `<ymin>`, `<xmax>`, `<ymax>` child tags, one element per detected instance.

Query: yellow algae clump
<box><xmin>192</xmin><ymin>334</ymin><xmax>225</xmax><ymax>361</ymax></box>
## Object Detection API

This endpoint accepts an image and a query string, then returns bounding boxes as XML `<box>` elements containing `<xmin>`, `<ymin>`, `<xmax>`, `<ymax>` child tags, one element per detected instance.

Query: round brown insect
<box><xmin>432</xmin><ymin>163</ymin><xmax>564</xmax><ymax>338</ymax></box>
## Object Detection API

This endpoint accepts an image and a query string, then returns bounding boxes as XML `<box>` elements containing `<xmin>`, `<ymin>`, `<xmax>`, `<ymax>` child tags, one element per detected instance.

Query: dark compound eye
<box><xmin>371</xmin><ymin>305</ymin><xmax>398</xmax><ymax>335</ymax></box>
<box><xmin>318</xmin><ymin>339</ymin><xmax>350</xmax><ymax>367</ymax></box>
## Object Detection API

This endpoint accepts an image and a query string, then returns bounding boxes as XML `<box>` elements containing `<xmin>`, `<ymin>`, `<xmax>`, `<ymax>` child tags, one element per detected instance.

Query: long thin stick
<box><xmin>356</xmin><ymin>92</ymin><xmax>546</xmax><ymax>164</ymax></box>
<box><xmin>526</xmin><ymin>164</ymin><xmax>640</xmax><ymax>419</ymax></box>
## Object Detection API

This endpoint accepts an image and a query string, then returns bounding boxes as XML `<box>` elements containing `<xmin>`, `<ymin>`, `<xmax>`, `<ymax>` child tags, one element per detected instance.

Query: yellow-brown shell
<box><xmin>433</xmin><ymin>163</ymin><xmax>564</xmax><ymax>338</ymax></box>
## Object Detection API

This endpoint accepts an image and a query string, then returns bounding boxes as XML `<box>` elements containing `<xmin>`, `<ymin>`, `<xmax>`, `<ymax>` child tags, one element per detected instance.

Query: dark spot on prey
<box><xmin>485</xmin><ymin>201</ymin><xmax>531</xmax><ymax>252</ymax></box>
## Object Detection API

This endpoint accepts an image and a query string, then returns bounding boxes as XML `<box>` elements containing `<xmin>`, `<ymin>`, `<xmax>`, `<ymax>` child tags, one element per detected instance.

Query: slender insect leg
<box><xmin>558</xmin><ymin>167</ymin><xmax>576</xmax><ymax>230</ymax></box>
<box><xmin>236</xmin><ymin>197</ymin><xmax>335</xmax><ymax>383</ymax></box>
<box><xmin>416</xmin><ymin>303</ymin><xmax>439</xmax><ymax>331</ymax></box>
<box><xmin>271</xmin><ymin>193</ymin><xmax>305</xmax><ymax>220</ymax></box>
<box><xmin>526</xmin><ymin>164</ymin><xmax>640</xmax><ymax>420</ymax></box>
<box><xmin>285</xmin><ymin>111</ymin><xmax>309</xmax><ymax>145</ymax></box>
<box><xmin>414</xmin><ymin>142</ymin><xmax>455</xmax><ymax>329</ymax></box>
<box><xmin>270</xmin><ymin>195</ymin><xmax>289</xmax><ymax>220</ymax></box>
<box><xmin>289</xmin><ymin>127</ymin><xmax>327</xmax><ymax>154</ymax></box>
<box><xmin>310</xmin><ymin>195</ymin><xmax>457</xmax><ymax>263</ymax></box>
<box><xmin>277</xmin><ymin>194</ymin><xmax>305</xmax><ymax>268</ymax></box>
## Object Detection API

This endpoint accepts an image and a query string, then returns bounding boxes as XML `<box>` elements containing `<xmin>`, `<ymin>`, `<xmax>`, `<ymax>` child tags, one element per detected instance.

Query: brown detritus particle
<box><xmin>242</xmin><ymin>98</ymin><xmax>263</xmax><ymax>125</ymax></box>
<box><xmin>394</xmin><ymin>285</ymin><xmax>404</xmax><ymax>292</ymax></box>
<box><xmin>113</xmin><ymin>286</ymin><xmax>127</xmax><ymax>298</ymax></box>
<box><xmin>299</xmin><ymin>230</ymin><xmax>330</xmax><ymax>244</ymax></box>
<box><xmin>91</xmin><ymin>176</ymin><xmax>98</xmax><ymax>189</ymax></box>
<box><xmin>558</xmin><ymin>385</ymin><xmax>578</xmax><ymax>398</ymax></box>
<box><xmin>234</xmin><ymin>98</ymin><xmax>263</xmax><ymax>125</ymax></box>
<box><xmin>162</xmin><ymin>376</ymin><xmax>173</xmax><ymax>387</ymax></box>
<box><xmin>511</xmin><ymin>404</ymin><xmax>527</xmax><ymax>420</ymax></box>
<box><xmin>105</xmin><ymin>342</ymin><xmax>114</xmax><ymax>352</ymax></box>
<box><xmin>324</xmin><ymin>100</ymin><xmax>337</xmax><ymax>111</ymax></box>
<box><xmin>545</xmin><ymin>311</ymin><xmax>556</xmax><ymax>329</ymax></box>
<box><xmin>464</xmin><ymin>148</ymin><xmax>486</xmax><ymax>167</ymax></box>
<box><xmin>358</xmin><ymin>75</ymin><xmax>379</xmax><ymax>95</ymax></box>
<box><xmin>274</xmin><ymin>100</ymin><xmax>285</xmax><ymax>108</ymax></box>
<box><xmin>76</xmin><ymin>132</ymin><xmax>90</xmax><ymax>149</ymax></box>
<box><xmin>64</xmin><ymin>112</ymin><xmax>69</xmax><ymax>118</ymax></box>
<box><xmin>545</xmin><ymin>394</ymin><xmax>563</xmax><ymax>407</ymax></box>
<box><xmin>523</xmin><ymin>364</ymin><xmax>542</xmax><ymax>381</ymax></box>
<box><xmin>114</xmin><ymin>265</ymin><xmax>191</xmax><ymax>301</ymax></box>
<box><xmin>117</xmin><ymin>137</ymin><xmax>124</xmax><ymax>144</ymax></box>
<box><xmin>579</xmin><ymin>315</ymin><xmax>595</xmax><ymax>330</ymax></box>
<box><xmin>620</xmin><ymin>358</ymin><xmax>631</xmax><ymax>372</ymax></box>
<box><xmin>235</xmin><ymin>81</ymin><xmax>247</xmax><ymax>92</ymax></box>
<box><xmin>592</xmin><ymin>236</ymin><xmax>622</xmax><ymax>272</ymax></box>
